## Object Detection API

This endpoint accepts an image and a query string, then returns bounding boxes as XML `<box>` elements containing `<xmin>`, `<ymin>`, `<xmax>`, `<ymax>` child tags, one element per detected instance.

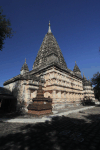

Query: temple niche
<box><xmin>3</xmin><ymin>21</ymin><xmax>95</xmax><ymax>111</ymax></box>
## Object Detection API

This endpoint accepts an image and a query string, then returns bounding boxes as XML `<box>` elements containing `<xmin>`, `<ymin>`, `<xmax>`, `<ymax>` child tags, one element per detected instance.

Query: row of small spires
<box><xmin>21</xmin><ymin>58</ymin><xmax>90</xmax><ymax>80</ymax></box>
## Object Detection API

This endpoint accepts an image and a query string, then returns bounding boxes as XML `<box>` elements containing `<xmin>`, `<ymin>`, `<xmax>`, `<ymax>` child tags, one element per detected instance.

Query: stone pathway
<box><xmin>0</xmin><ymin>106</ymin><xmax>95</xmax><ymax>123</ymax></box>
<box><xmin>0</xmin><ymin>105</ymin><xmax>100</xmax><ymax>150</ymax></box>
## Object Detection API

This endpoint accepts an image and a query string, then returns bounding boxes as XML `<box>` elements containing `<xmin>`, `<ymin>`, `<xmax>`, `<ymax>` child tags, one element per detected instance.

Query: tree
<box><xmin>91</xmin><ymin>72</ymin><xmax>100</xmax><ymax>100</ymax></box>
<box><xmin>0</xmin><ymin>7</ymin><xmax>14</xmax><ymax>51</ymax></box>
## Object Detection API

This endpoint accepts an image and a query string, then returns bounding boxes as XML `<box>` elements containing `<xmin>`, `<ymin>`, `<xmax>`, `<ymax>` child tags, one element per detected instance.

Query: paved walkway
<box><xmin>0</xmin><ymin>105</ymin><xmax>100</xmax><ymax>150</ymax></box>
<box><xmin>0</xmin><ymin>105</ymin><xmax>95</xmax><ymax>123</ymax></box>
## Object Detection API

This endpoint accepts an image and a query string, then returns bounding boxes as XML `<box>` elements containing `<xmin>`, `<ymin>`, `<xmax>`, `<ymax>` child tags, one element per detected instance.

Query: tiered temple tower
<box><xmin>32</xmin><ymin>21</ymin><xmax>67</xmax><ymax>72</ymax></box>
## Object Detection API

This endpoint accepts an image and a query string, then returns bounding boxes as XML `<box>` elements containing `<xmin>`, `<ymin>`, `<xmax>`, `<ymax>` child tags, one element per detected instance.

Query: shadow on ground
<box><xmin>0</xmin><ymin>109</ymin><xmax>53</xmax><ymax>119</ymax></box>
<box><xmin>0</xmin><ymin>101</ymin><xmax>97</xmax><ymax>120</ymax></box>
<box><xmin>80</xmin><ymin>99</ymin><xmax>95</xmax><ymax>106</ymax></box>
<box><xmin>0</xmin><ymin>110</ymin><xmax>100</xmax><ymax>150</ymax></box>
<box><xmin>95</xmin><ymin>104</ymin><xmax>100</xmax><ymax>107</ymax></box>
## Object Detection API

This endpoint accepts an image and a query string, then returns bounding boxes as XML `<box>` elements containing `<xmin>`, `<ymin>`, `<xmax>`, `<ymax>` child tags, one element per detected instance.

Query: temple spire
<box><xmin>73</xmin><ymin>61</ymin><xmax>81</xmax><ymax>73</ymax></box>
<box><xmin>48</xmin><ymin>21</ymin><xmax>51</xmax><ymax>33</ymax></box>
<box><xmin>33</xmin><ymin>22</ymin><xmax>67</xmax><ymax>70</ymax></box>
<box><xmin>88</xmin><ymin>76</ymin><xmax>91</xmax><ymax>82</ymax></box>
<box><xmin>20</xmin><ymin>58</ymin><xmax>29</xmax><ymax>74</ymax></box>
<box><xmin>83</xmin><ymin>72</ymin><xmax>87</xmax><ymax>80</ymax></box>
<box><xmin>83</xmin><ymin>72</ymin><xmax>85</xmax><ymax>78</ymax></box>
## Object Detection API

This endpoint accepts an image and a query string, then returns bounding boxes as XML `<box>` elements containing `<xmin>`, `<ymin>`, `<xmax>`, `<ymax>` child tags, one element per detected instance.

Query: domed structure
<box><xmin>0</xmin><ymin>87</ymin><xmax>12</xmax><ymax>95</ymax></box>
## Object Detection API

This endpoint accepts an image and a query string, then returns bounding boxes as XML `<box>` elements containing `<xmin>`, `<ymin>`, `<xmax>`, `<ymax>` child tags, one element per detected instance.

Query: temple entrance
<box><xmin>0</xmin><ymin>98</ymin><xmax>17</xmax><ymax>113</ymax></box>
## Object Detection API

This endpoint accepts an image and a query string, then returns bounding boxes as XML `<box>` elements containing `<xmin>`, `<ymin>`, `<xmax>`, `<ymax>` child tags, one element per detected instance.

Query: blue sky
<box><xmin>0</xmin><ymin>0</ymin><xmax>100</xmax><ymax>87</ymax></box>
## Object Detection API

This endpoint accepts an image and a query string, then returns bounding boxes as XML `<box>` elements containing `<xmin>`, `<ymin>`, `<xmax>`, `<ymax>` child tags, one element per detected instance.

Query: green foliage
<box><xmin>91</xmin><ymin>72</ymin><xmax>100</xmax><ymax>100</ymax></box>
<box><xmin>91</xmin><ymin>72</ymin><xmax>100</xmax><ymax>87</ymax></box>
<box><xmin>0</xmin><ymin>6</ymin><xmax>14</xmax><ymax>51</ymax></box>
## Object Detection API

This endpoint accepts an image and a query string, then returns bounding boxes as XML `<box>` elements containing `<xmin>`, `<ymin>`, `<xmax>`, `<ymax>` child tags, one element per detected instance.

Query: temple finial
<box><xmin>25</xmin><ymin>58</ymin><xmax>26</xmax><ymax>63</ymax></box>
<box><xmin>48</xmin><ymin>21</ymin><xmax>51</xmax><ymax>33</ymax></box>
<box><xmin>75</xmin><ymin>61</ymin><xmax>76</xmax><ymax>64</ymax></box>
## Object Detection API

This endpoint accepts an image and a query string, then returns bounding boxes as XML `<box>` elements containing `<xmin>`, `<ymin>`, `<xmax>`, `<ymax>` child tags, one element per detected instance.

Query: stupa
<box><xmin>28</xmin><ymin>79</ymin><xmax>52</xmax><ymax>115</ymax></box>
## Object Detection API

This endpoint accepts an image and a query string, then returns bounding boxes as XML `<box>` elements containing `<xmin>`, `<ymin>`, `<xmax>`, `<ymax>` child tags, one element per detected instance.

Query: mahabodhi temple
<box><xmin>2</xmin><ymin>21</ymin><xmax>95</xmax><ymax>113</ymax></box>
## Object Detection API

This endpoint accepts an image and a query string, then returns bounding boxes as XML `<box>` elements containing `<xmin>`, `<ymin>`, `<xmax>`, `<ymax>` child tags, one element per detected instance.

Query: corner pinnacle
<box><xmin>48</xmin><ymin>21</ymin><xmax>51</xmax><ymax>33</ymax></box>
<box><xmin>25</xmin><ymin>58</ymin><xmax>26</xmax><ymax>63</ymax></box>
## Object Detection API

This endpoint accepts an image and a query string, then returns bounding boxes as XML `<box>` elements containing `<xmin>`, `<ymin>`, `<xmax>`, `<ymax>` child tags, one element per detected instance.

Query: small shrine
<box><xmin>28</xmin><ymin>79</ymin><xmax>52</xmax><ymax>115</ymax></box>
